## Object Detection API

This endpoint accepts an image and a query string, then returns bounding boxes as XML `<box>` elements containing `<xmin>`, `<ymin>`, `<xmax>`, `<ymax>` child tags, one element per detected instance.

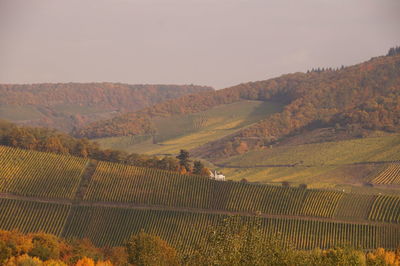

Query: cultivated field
<box><xmin>217</xmin><ymin>135</ymin><xmax>400</xmax><ymax>188</ymax></box>
<box><xmin>0</xmin><ymin>146</ymin><xmax>88</xmax><ymax>199</ymax></box>
<box><xmin>96</xmin><ymin>100</ymin><xmax>283</xmax><ymax>155</ymax></box>
<box><xmin>0</xmin><ymin>146</ymin><xmax>399</xmax><ymax>251</ymax></box>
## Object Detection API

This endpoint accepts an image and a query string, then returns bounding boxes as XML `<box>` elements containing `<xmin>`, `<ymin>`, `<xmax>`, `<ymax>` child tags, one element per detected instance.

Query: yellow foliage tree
<box><xmin>5</xmin><ymin>254</ymin><xmax>43</xmax><ymax>266</ymax></box>
<box><xmin>75</xmin><ymin>257</ymin><xmax>95</xmax><ymax>266</ymax></box>
<box><xmin>367</xmin><ymin>248</ymin><xmax>399</xmax><ymax>266</ymax></box>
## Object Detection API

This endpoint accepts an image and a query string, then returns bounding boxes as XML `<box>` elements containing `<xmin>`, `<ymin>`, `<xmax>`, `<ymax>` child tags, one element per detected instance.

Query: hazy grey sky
<box><xmin>0</xmin><ymin>0</ymin><xmax>399</xmax><ymax>89</ymax></box>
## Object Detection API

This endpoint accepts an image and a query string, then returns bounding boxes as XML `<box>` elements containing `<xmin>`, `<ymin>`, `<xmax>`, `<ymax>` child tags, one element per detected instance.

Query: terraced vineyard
<box><xmin>62</xmin><ymin>206</ymin><xmax>222</xmax><ymax>248</ymax></box>
<box><xmin>0</xmin><ymin>146</ymin><xmax>88</xmax><ymax>199</ymax></box>
<box><xmin>85</xmin><ymin>161</ymin><xmax>347</xmax><ymax>218</ymax></box>
<box><xmin>0</xmin><ymin>198</ymin><xmax>70</xmax><ymax>236</ymax></box>
<box><xmin>369</xmin><ymin>195</ymin><xmax>400</xmax><ymax>223</ymax></box>
<box><xmin>0</xmin><ymin>146</ymin><xmax>399</xmax><ymax>251</ymax></box>
<box><xmin>62</xmin><ymin>205</ymin><xmax>399</xmax><ymax>250</ymax></box>
<box><xmin>371</xmin><ymin>163</ymin><xmax>400</xmax><ymax>185</ymax></box>
<box><xmin>335</xmin><ymin>194</ymin><xmax>376</xmax><ymax>221</ymax></box>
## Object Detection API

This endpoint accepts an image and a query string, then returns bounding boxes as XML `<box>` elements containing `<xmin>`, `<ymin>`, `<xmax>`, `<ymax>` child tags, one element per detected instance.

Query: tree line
<box><xmin>0</xmin><ymin>120</ymin><xmax>208</xmax><ymax>176</ymax></box>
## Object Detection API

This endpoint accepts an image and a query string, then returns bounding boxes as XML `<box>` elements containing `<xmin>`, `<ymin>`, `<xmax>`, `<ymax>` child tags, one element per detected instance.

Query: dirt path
<box><xmin>1</xmin><ymin>192</ymin><xmax>399</xmax><ymax>229</ymax></box>
<box><xmin>74</xmin><ymin>159</ymin><xmax>98</xmax><ymax>202</ymax></box>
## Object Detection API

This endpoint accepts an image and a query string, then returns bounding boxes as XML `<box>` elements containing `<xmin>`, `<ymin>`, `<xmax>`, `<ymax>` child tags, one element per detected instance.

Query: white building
<box><xmin>210</xmin><ymin>170</ymin><xmax>225</xmax><ymax>181</ymax></box>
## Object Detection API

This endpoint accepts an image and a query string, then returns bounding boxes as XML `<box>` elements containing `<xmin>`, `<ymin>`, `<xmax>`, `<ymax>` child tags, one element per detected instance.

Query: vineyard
<box><xmin>371</xmin><ymin>163</ymin><xmax>400</xmax><ymax>185</ymax></box>
<box><xmin>0</xmin><ymin>146</ymin><xmax>88</xmax><ymax>199</ymax></box>
<box><xmin>0</xmin><ymin>198</ymin><xmax>70</xmax><ymax>236</ymax></box>
<box><xmin>217</xmin><ymin>135</ymin><xmax>400</xmax><ymax>187</ymax></box>
<box><xmin>62</xmin><ymin>205</ymin><xmax>399</xmax><ymax>250</ymax></box>
<box><xmin>85</xmin><ymin>161</ymin><xmax>378</xmax><ymax>221</ymax></box>
<box><xmin>96</xmin><ymin>100</ymin><xmax>283</xmax><ymax>155</ymax></box>
<box><xmin>369</xmin><ymin>195</ymin><xmax>400</xmax><ymax>223</ymax></box>
<box><xmin>335</xmin><ymin>194</ymin><xmax>376</xmax><ymax>221</ymax></box>
<box><xmin>0</xmin><ymin>146</ymin><xmax>399</xmax><ymax>251</ymax></box>
<box><xmin>85</xmin><ymin>161</ymin><xmax>344</xmax><ymax>217</ymax></box>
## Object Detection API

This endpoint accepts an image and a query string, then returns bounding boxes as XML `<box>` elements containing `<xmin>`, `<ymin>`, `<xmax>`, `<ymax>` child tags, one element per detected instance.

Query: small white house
<box><xmin>210</xmin><ymin>170</ymin><xmax>225</xmax><ymax>181</ymax></box>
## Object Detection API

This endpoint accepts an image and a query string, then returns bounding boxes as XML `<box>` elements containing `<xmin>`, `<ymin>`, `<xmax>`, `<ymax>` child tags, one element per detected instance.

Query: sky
<box><xmin>0</xmin><ymin>0</ymin><xmax>399</xmax><ymax>89</ymax></box>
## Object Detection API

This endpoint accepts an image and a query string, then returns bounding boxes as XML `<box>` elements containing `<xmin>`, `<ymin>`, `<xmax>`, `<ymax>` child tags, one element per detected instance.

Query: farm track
<box><xmin>1</xmin><ymin>192</ymin><xmax>399</xmax><ymax>229</ymax></box>
<box><xmin>74</xmin><ymin>159</ymin><xmax>98</xmax><ymax>202</ymax></box>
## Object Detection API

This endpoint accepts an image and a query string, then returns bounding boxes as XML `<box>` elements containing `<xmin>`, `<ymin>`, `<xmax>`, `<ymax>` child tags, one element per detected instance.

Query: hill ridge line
<box><xmin>0</xmin><ymin>192</ymin><xmax>398</xmax><ymax>229</ymax></box>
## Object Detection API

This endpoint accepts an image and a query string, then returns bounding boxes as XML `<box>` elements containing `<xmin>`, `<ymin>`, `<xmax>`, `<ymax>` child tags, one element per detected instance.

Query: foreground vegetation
<box><xmin>1</xmin><ymin>217</ymin><xmax>399</xmax><ymax>266</ymax></box>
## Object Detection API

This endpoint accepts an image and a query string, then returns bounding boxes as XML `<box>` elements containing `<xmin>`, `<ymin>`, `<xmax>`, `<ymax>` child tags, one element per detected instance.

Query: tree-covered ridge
<box><xmin>0</xmin><ymin>83</ymin><xmax>212</xmax><ymax>109</ymax></box>
<box><xmin>0</xmin><ymin>83</ymin><xmax>212</xmax><ymax>132</ymax></box>
<box><xmin>195</xmin><ymin>54</ymin><xmax>400</xmax><ymax>158</ymax></box>
<box><xmin>75</xmin><ymin>53</ymin><xmax>400</xmax><ymax>161</ymax></box>
<box><xmin>387</xmin><ymin>46</ymin><xmax>400</xmax><ymax>56</ymax></box>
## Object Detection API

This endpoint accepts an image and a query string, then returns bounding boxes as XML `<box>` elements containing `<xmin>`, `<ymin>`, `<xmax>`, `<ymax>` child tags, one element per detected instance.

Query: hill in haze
<box><xmin>0</xmin><ymin>83</ymin><xmax>212</xmax><ymax>132</ymax></box>
<box><xmin>75</xmin><ymin>51</ymin><xmax>400</xmax><ymax>161</ymax></box>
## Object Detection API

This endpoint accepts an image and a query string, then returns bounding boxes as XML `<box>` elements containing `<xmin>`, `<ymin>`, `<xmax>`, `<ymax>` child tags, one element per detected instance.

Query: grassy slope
<box><xmin>217</xmin><ymin>135</ymin><xmax>400</xmax><ymax>190</ymax></box>
<box><xmin>96</xmin><ymin>100</ymin><xmax>283</xmax><ymax>155</ymax></box>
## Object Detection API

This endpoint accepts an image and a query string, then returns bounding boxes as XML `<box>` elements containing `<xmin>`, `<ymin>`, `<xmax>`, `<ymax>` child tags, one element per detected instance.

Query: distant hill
<box><xmin>76</xmin><ymin>51</ymin><xmax>400</xmax><ymax>161</ymax></box>
<box><xmin>0</xmin><ymin>83</ymin><xmax>212</xmax><ymax>132</ymax></box>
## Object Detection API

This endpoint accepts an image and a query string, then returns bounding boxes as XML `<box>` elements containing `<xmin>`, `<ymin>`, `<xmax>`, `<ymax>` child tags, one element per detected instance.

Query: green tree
<box><xmin>125</xmin><ymin>231</ymin><xmax>179</xmax><ymax>266</ymax></box>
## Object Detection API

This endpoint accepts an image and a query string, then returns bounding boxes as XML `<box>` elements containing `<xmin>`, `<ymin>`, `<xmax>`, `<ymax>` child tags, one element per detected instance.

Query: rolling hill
<box><xmin>96</xmin><ymin>100</ymin><xmax>283</xmax><ymax>155</ymax></box>
<box><xmin>76</xmin><ymin>52</ymin><xmax>400</xmax><ymax>164</ymax></box>
<box><xmin>0</xmin><ymin>83</ymin><xmax>212</xmax><ymax>132</ymax></box>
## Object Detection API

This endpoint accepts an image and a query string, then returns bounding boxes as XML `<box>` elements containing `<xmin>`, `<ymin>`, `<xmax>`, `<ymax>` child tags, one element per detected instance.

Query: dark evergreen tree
<box><xmin>193</xmin><ymin>160</ymin><xmax>205</xmax><ymax>175</ymax></box>
<box><xmin>176</xmin><ymin>149</ymin><xmax>191</xmax><ymax>172</ymax></box>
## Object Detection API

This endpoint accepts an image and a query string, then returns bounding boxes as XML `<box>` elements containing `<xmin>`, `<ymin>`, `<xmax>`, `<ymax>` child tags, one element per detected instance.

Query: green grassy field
<box><xmin>96</xmin><ymin>100</ymin><xmax>283</xmax><ymax>155</ymax></box>
<box><xmin>217</xmin><ymin>135</ymin><xmax>400</xmax><ymax>189</ymax></box>
<box><xmin>220</xmin><ymin>135</ymin><xmax>400</xmax><ymax>167</ymax></box>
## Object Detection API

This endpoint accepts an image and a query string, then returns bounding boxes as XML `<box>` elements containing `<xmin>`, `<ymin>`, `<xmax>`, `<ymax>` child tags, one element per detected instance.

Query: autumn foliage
<box><xmin>75</xmin><ymin>53</ymin><xmax>400</xmax><ymax>160</ymax></box>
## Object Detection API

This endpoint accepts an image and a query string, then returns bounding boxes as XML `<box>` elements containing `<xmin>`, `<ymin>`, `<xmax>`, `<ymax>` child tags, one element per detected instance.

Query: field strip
<box><xmin>1</xmin><ymin>192</ymin><xmax>399</xmax><ymax>228</ymax></box>
<box><xmin>215</xmin><ymin>161</ymin><xmax>398</xmax><ymax>169</ymax></box>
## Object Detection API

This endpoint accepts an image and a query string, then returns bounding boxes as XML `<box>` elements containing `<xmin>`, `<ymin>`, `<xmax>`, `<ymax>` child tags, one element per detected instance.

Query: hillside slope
<box><xmin>76</xmin><ymin>53</ymin><xmax>400</xmax><ymax>161</ymax></box>
<box><xmin>96</xmin><ymin>100</ymin><xmax>283</xmax><ymax>155</ymax></box>
<box><xmin>0</xmin><ymin>83</ymin><xmax>212</xmax><ymax>132</ymax></box>
<box><xmin>0</xmin><ymin>146</ymin><xmax>399</xmax><ymax>250</ymax></box>
<box><xmin>216</xmin><ymin>134</ymin><xmax>400</xmax><ymax>189</ymax></box>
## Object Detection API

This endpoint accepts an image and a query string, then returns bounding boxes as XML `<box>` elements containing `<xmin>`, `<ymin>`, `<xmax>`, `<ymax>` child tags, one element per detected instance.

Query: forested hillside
<box><xmin>0</xmin><ymin>83</ymin><xmax>212</xmax><ymax>132</ymax></box>
<box><xmin>75</xmin><ymin>52</ymin><xmax>400</xmax><ymax>160</ymax></box>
